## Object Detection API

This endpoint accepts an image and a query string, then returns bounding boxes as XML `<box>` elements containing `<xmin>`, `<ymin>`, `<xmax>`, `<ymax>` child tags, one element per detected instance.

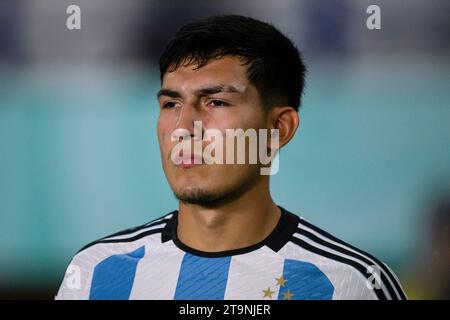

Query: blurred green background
<box><xmin>0</xmin><ymin>0</ymin><xmax>449</xmax><ymax>299</ymax></box>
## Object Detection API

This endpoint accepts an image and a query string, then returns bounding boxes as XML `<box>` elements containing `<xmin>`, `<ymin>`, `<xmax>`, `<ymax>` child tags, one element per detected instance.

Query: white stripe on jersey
<box><xmin>224</xmin><ymin>246</ymin><xmax>285</xmax><ymax>300</ymax></box>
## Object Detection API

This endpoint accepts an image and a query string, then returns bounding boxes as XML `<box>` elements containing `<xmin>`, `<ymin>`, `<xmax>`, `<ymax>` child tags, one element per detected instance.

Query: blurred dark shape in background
<box><xmin>404</xmin><ymin>188</ymin><xmax>450</xmax><ymax>299</ymax></box>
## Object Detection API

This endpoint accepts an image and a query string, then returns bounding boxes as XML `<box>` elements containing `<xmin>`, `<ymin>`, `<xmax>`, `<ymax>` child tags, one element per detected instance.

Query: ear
<box><xmin>267</xmin><ymin>106</ymin><xmax>299</xmax><ymax>149</ymax></box>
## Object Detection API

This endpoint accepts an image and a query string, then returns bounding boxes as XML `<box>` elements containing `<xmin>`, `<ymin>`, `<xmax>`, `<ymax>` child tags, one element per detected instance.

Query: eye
<box><xmin>209</xmin><ymin>100</ymin><xmax>229</xmax><ymax>107</ymax></box>
<box><xmin>162</xmin><ymin>101</ymin><xmax>179</xmax><ymax>109</ymax></box>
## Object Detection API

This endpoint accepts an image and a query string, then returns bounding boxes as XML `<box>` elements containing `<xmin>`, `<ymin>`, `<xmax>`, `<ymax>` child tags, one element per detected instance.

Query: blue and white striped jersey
<box><xmin>56</xmin><ymin>206</ymin><xmax>407</xmax><ymax>300</ymax></box>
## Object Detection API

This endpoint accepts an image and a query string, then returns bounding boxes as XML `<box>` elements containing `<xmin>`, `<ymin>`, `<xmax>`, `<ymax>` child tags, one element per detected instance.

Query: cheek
<box><xmin>208</xmin><ymin>108</ymin><xmax>260</xmax><ymax>131</ymax></box>
<box><xmin>156</xmin><ymin>124</ymin><xmax>163</xmax><ymax>148</ymax></box>
<box><xmin>157</xmin><ymin>117</ymin><xmax>171</xmax><ymax>145</ymax></box>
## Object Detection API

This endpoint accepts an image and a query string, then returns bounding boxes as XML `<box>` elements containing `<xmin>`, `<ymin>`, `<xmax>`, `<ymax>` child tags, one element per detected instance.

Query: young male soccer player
<box><xmin>56</xmin><ymin>15</ymin><xmax>407</xmax><ymax>300</ymax></box>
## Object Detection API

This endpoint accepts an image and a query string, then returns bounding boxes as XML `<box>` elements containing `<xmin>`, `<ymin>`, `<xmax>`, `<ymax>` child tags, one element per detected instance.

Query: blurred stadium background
<box><xmin>0</xmin><ymin>0</ymin><xmax>449</xmax><ymax>299</ymax></box>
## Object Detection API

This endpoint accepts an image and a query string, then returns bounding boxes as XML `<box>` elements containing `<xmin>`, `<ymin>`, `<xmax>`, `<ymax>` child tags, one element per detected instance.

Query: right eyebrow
<box><xmin>156</xmin><ymin>88</ymin><xmax>182</xmax><ymax>99</ymax></box>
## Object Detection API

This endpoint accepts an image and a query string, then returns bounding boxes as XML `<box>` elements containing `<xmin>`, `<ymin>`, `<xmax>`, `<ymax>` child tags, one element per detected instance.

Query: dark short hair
<box><xmin>159</xmin><ymin>15</ymin><xmax>306</xmax><ymax>111</ymax></box>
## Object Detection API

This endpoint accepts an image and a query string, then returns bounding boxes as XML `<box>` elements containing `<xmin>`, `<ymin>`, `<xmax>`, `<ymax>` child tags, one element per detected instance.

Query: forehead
<box><xmin>162</xmin><ymin>56</ymin><xmax>250</xmax><ymax>92</ymax></box>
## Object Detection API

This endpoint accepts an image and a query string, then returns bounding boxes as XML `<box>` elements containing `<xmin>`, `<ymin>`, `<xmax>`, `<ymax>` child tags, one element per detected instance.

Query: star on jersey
<box><xmin>261</xmin><ymin>275</ymin><xmax>290</xmax><ymax>299</ymax></box>
<box><xmin>275</xmin><ymin>275</ymin><xmax>287</xmax><ymax>287</ymax></box>
<box><xmin>262</xmin><ymin>287</ymin><xmax>275</xmax><ymax>298</ymax></box>
<box><xmin>282</xmin><ymin>289</ymin><xmax>294</xmax><ymax>300</ymax></box>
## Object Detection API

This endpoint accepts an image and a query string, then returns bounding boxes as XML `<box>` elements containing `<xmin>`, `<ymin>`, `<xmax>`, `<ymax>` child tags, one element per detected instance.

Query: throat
<box><xmin>176</xmin><ymin>203</ymin><xmax>281</xmax><ymax>253</ymax></box>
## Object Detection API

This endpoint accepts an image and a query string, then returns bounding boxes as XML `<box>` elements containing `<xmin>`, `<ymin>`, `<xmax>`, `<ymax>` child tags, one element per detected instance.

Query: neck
<box><xmin>177</xmin><ymin>177</ymin><xmax>281</xmax><ymax>253</ymax></box>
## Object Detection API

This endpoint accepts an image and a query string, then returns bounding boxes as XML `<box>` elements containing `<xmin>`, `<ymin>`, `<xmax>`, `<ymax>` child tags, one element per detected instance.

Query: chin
<box><xmin>174</xmin><ymin>186</ymin><xmax>222</xmax><ymax>205</ymax></box>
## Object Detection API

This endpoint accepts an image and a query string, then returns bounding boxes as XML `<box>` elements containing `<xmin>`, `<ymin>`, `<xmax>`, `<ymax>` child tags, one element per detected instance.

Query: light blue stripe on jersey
<box><xmin>278</xmin><ymin>259</ymin><xmax>334</xmax><ymax>300</ymax></box>
<box><xmin>89</xmin><ymin>246</ymin><xmax>145</xmax><ymax>300</ymax></box>
<box><xmin>174</xmin><ymin>253</ymin><xmax>231</xmax><ymax>300</ymax></box>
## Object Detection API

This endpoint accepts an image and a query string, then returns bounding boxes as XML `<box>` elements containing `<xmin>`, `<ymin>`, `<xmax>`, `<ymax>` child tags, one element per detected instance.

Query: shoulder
<box><xmin>77</xmin><ymin>211</ymin><xmax>175</xmax><ymax>254</ymax></box>
<box><xmin>55</xmin><ymin>211</ymin><xmax>176</xmax><ymax>300</ymax></box>
<box><xmin>282</xmin><ymin>215</ymin><xmax>407</xmax><ymax>300</ymax></box>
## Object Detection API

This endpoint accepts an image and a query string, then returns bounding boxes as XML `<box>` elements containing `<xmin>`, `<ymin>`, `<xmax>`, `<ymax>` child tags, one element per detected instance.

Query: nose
<box><xmin>175</xmin><ymin>103</ymin><xmax>203</xmax><ymax>140</ymax></box>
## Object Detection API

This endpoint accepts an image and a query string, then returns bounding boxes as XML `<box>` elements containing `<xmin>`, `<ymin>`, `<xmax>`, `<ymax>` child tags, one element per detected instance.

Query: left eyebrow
<box><xmin>193</xmin><ymin>85</ymin><xmax>242</xmax><ymax>97</ymax></box>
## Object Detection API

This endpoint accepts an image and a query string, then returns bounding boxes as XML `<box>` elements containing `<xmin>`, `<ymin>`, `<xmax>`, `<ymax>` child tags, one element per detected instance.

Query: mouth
<box><xmin>174</xmin><ymin>154</ymin><xmax>203</xmax><ymax>169</ymax></box>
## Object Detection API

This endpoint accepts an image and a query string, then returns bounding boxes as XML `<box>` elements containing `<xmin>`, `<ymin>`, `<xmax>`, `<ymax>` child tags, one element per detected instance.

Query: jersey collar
<box><xmin>161</xmin><ymin>205</ymin><xmax>300</xmax><ymax>258</ymax></box>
